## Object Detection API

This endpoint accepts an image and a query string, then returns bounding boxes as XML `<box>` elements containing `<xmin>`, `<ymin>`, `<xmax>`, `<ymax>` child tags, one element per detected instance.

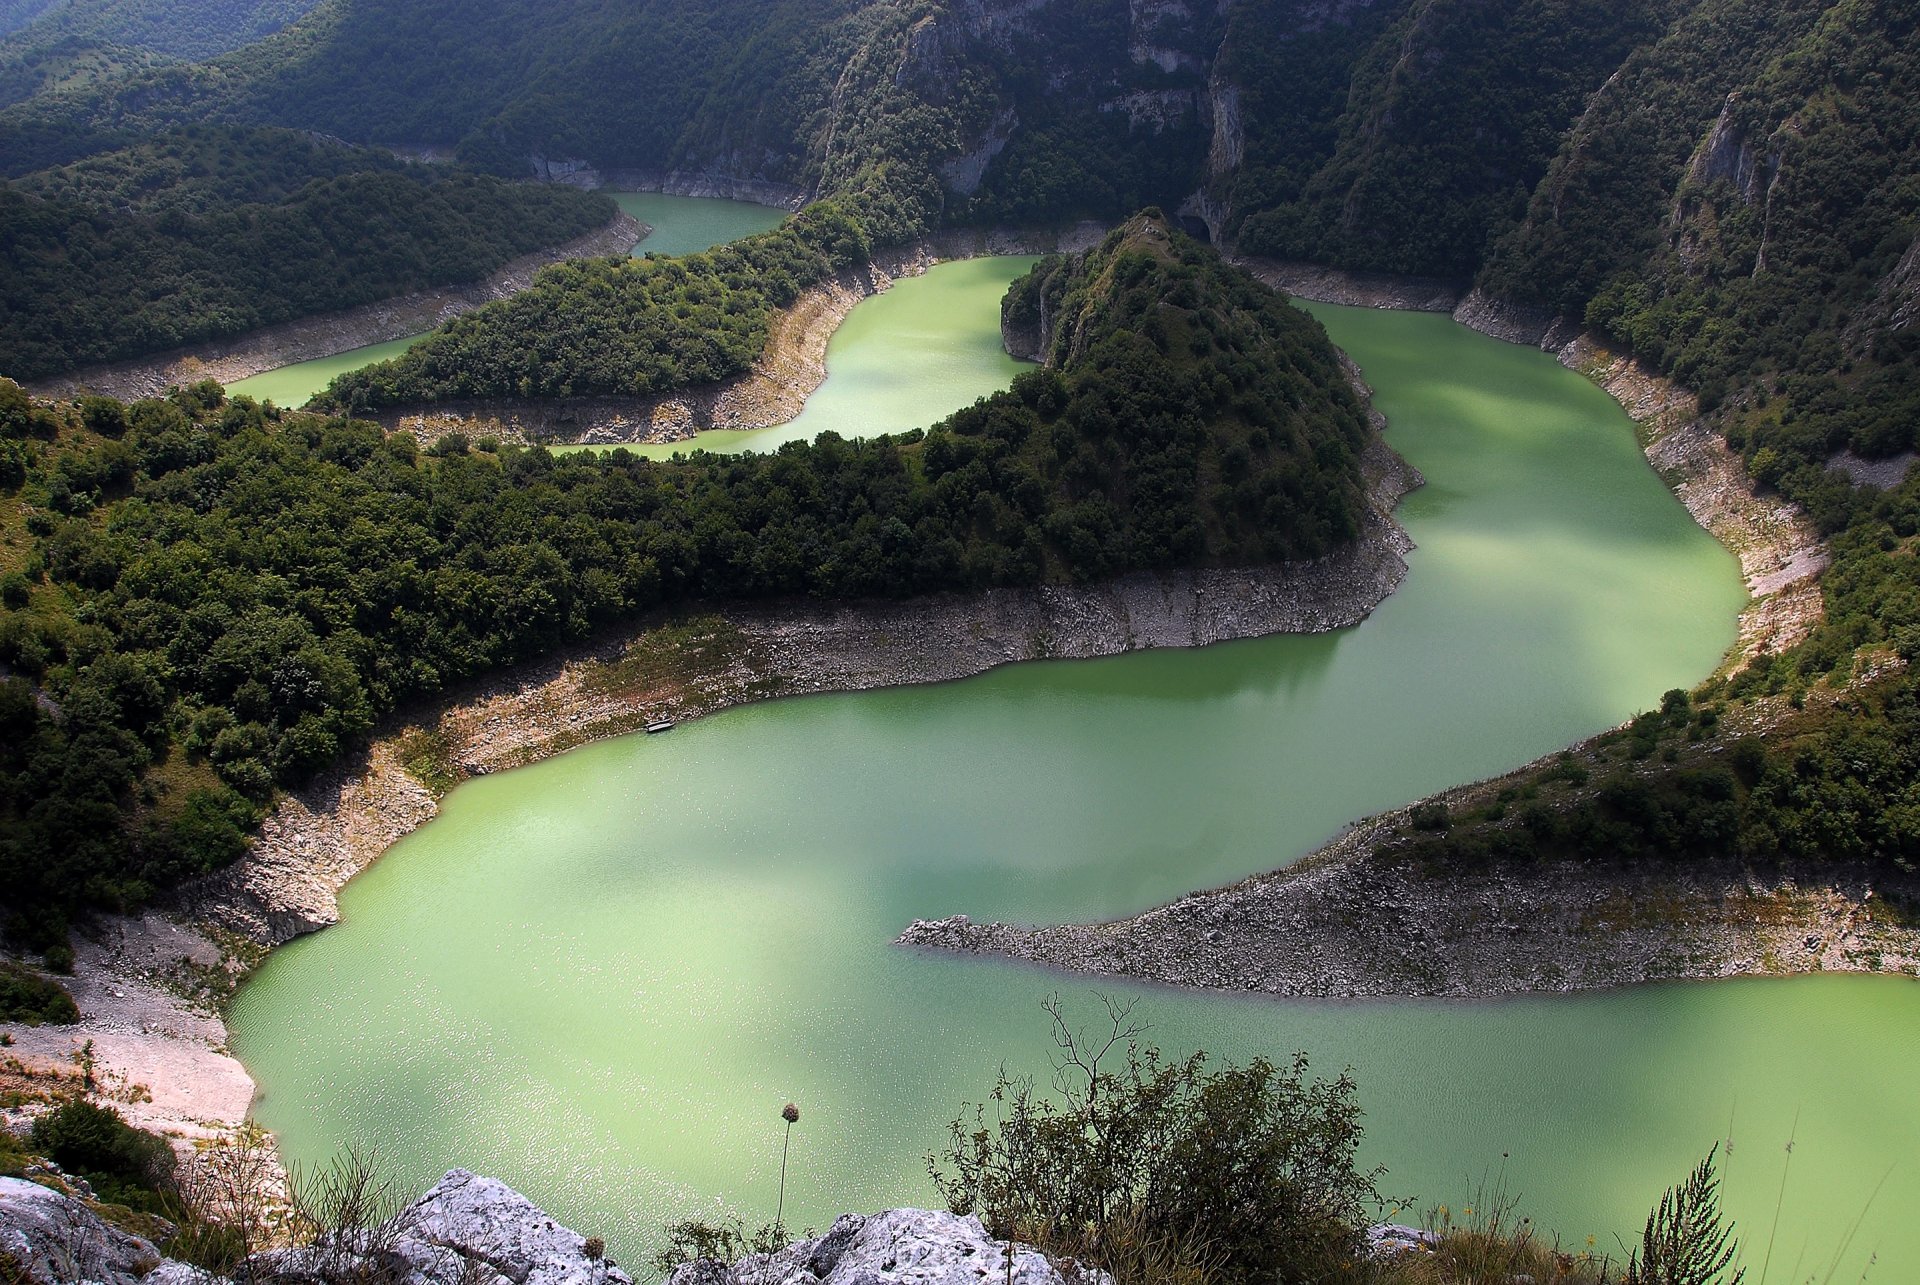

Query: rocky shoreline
<box><xmin>187</xmin><ymin>430</ymin><xmax>1419</xmax><ymax>947</ymax></box>
<box><xmin>0</xmin><ymin>413</ymin><xmax>1417</xmax><ymax>1140</ymax></box>
<box><xmin>3</xmin><ymin>244</ymin><xmax>1863</xmax><ymax>1164</ymax></box>
<box><xmin>26</xmin><ymin>213</ymin><xmax>648</xmax><ymax>404</ymax></box>
<box><xmin>899</xmin><ymin>262</ymin><xmax>1888</xmax><ymax>999</ymax></box>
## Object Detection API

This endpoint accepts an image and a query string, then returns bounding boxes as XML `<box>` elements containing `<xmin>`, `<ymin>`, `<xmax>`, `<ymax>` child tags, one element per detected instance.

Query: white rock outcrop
<box><xmin>664</xmin><ymin>1209</ymin><xmax>1102</xmax><ymax>1285</ymax></box>
<box><xmin>0</xmin><ymin>1175</ymin><xmax>168</xmax><ymax>1285</ymax></box>
<box><xmin>0</xmin><ymin>1170</ymin><xmax>631</xmax><ymax>1285</ymax></box>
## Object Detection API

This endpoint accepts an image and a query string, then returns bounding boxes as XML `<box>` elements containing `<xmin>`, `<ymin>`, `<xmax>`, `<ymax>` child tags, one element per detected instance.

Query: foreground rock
<box><xmin>0</xmin><ymin>1176</ymin><xmax>175</xmax><ymax>1285</ymax></box>
<box><xmin>0</xmin><ymin>1169</ymin><xmax>632</xmax><ymax>1285</ymax></box>
<box><xmin>665</xmin><ymin>1209</ymin><xmax>1100</xmax><ymax>1285</ymax></box>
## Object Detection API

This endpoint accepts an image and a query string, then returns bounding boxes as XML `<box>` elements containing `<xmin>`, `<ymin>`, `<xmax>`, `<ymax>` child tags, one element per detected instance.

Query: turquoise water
<box><xmin>227</xmin><ymin>296</ymin><xmax>1916</xmax><ymax>1278</ymax></box>
<box><xmin>594</xmin><ymin>256</ymin><xmax>1038</xmax><ymax>459</ymax></box>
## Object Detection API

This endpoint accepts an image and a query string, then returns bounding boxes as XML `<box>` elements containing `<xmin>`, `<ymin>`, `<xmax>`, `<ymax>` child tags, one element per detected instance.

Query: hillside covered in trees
<box><xmin>0</xmin><ymin>127</ymin><xmax>615</xmax><ymax>381</ymax></box>
<box><xmin>0</xmin><ymin>214</ymin><xmax>1378</xmax><ymax>941</ymax></box>
<box><xmin>0</xmin><ymin>0</ymin><xmax>1914</xmax><ymax>909</ymax></box>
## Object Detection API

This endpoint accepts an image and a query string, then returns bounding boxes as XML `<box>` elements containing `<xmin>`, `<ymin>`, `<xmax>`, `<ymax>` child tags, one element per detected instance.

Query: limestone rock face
<box><xmin>0</xmin><ymin>1175</ymin><xmax>166</xmax><ymax>1285</ymax></box>
<box><xmin>664</xmin><ymin>1209</ymin><xmax>1103</xmax><ymax>1285</ymax></box>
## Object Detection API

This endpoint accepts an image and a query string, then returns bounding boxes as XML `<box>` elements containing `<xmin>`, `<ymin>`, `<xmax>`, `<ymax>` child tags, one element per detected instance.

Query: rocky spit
<box><xmin>0</xmin><ymin>1169</ymin><xmax>1111</xmax><ymax>1285</ymax></box>
<box><xmin>900</xmin><ymin>831</ymin><xmax>1920</xmax><ymax>999</ymax></box>
<box><xmin>26</xmin><ymin>214</ymin><xmax>648</xmax><ymax>404</ymax></box>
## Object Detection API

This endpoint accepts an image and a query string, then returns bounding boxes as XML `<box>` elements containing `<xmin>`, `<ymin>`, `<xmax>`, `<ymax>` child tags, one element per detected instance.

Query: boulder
<box><xmin>0</xmin><ymin>1175</ymin><xmax>165</xmax><ymax>1285</ymax></box>
<box><xmin>664</xmin><ymin>1209</ymin><xmax>1103</xmax><ymax>1285</ymax></box>
<box><xmin>250</xmin><ymin>1170</ymin><xmax>632</xmax><ymax>1285</ymax></box>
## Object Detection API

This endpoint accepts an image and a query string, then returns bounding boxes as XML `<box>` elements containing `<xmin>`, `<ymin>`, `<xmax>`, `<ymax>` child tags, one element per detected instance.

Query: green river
<box><xmin>228</xmin><ymin>258</ymin><xmax>1920</xmax><ymax>1277</ymax></box>
<box><xmin>225</xmin><ymin>194</ymin><xmax>788</xmax><ymax>408</ymax></box>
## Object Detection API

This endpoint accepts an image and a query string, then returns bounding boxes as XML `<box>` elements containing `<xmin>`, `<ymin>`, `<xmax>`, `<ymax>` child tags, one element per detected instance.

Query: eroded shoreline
<box><xmin>4</xmin><ymin>248</ymin><xmax>1877</xmax><ymax>1158</ymax></box>
<box><xmin>899</xmin><ymin>263</ymin><xmax>1919</xmax><ymax>999</ymax></box>
<box><xmin>383</xmin><ymin>223</ymin><xmax>1110</xmax><ymax>445</ymax></box>
<box><xmin>1</xmin><ymin>424</ymin><xmax>1417</xmax><ymax>1142</ymax></box>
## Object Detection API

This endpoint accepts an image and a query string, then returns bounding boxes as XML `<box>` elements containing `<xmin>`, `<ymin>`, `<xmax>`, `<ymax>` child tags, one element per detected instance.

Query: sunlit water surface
<box><xmin>229</xmin><ymin>293</ymin><xmax>1918</xmax><ymax>1278</ymax></box>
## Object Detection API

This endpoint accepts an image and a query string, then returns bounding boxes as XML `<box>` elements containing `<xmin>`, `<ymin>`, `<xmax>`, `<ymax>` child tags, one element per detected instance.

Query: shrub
<box><xmin>1624</xmin><ymin>1146</ymin><xmax>1743</xmax><ymax>1285</ymax></box>
<box><xmin>931</xmin><ymin>996</ymin><xmax>1386</xmax><ymax>1285</ymax></box>
<box><xmin>0</xmin><ymin>962</ymin><xmax>79</xmax><ymax>1024</ymax></box>
<box><xmin>30</xmin><ymin>1101</ymin><xmax>175</xmax><ymax>1207</ymax></box>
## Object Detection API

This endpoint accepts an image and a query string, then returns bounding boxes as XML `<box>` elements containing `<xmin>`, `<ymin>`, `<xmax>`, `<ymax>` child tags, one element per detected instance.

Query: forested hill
<box><xmin>0</xmin><ymin>127</ymin><xmax>616</xmax><ymax>382</ymax></box>
<box><xmin>0</xmin><ymin>0</ymin><xmax>317</xmax><ymax>60</ymax></box>
<box><xmin>0</xmin><ymin>213</ymin><xmax>1378</xmax><ymax>941</ymax></box>
<box><xmin>8</xmin><ymin>0</ymin><xmax>1915</xmax><ymax>400</ymax></box>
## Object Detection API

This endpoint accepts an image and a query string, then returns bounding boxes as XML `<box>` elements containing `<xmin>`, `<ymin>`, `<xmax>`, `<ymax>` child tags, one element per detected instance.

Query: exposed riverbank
<box><xmin>383</xmin><ymin>223</ymin><xmax>1109</xmax><ymax>445</ymax></box>
<box><xmin>25</xmin><ymin>212</ymin><xmax>647</xmax><ymax>404</ymax></box>
<box><xmin>1</xmin><ymin>415</ymin><xmax>1416</xmax><ymax>1139</ymax></box>
<box><xmin>900</xmin><ymin>263</ymin><xmax>1897</xmax><ymax>999</ymax></box>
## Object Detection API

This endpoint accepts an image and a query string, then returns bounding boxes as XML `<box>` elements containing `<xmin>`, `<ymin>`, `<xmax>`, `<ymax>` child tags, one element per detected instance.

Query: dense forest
<box><xmin>0</xmin><ymin>0</ymin><xmax>316</xmax><ymax>57</ymax></box>
<box><xmin>0</xmin><ymin>127</ymin><xmax>614</xmax><ymax>381</ymax></box>
<box><xmin>0</xmin><ymin>215</ymin><xmax>1374</xmax><ymax>941</ymax></box>
<box><xmin>317</xmin><ymin>200</ymin><xmax>870</xmax><ymax>410</ymax></box>
<box><xmin>15</xmin><ymin>0</ymin><xmax>1909</xmax><ymax>393</ymax></box>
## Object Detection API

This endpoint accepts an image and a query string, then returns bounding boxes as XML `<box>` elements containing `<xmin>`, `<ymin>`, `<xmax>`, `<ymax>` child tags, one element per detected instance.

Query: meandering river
<box><xmin>228</xmin><ymin>260</ymin><xmax>1919</xmax><ymax>1277</ymax></box>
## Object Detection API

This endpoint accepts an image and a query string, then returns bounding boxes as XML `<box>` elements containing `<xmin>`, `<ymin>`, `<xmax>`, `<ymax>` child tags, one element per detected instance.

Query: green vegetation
<box><xmin>0</xmin><ymin>0</ymin><xmax>317</xmax><ymax>60</ymax></box>
<box><xmin>0</xmin><ymin>37</ymin><xmax>170</xmax><ymax>110</ymax></box>
<box><xmin>0</xmin><ymin>126</ymin><xmax>615</xmax><ymax>381</ymax></box>
<box><xmin>934</xmin><ymin>997</ymin><xmax>1385</xmax><ymax>1284</ymax></box>
<box><xmin>316</xmin><ymin>200</ymin><xmax>861</xmax><ymax>409</ymax></box>
<box><xmin>30</xmin><ymin>1099</ymin><xmax>175</xmax><ymax>1210</ymax></box>
<box><xmin>0</xmin><ymin>214</ymin><xmax>1373</xmax><ymax>941</ymax></box>
<box><xmin>0</xmin><ymin>959</ymin><xmax>77</xmax><ymax>1023</ymax></box>
<box><xmin>909</xmin><ymin>999</ymin><xmax>1743</xmax><ymax>1285</ymax></box>
<box><xmin>1228</xmin><ymin>0</ymin><xmax>1669</xmax><ymax>279</ymax></box>
<box><xmin>1387</xmin><ymin>0</ymin><xmax>1920</xmax><ymax>883</ymax></box>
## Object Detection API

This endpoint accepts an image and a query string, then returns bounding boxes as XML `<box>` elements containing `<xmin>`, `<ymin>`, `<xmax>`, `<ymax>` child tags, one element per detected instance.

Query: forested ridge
<box><xmin>1390</xmin><ymin>0</ymin><xmax>1920</xmax><ymax>880</ymax></box>
<box><xmin>0</xmin><ymin>127</ymin><xmax>616</xmax><ymax>382</ymax></box>
<box><xmin>317</xmin><ymin>201</ymin><xmax>872</xmax><ymax>410</ymax></box>
<box><xmin>0</xmin><ymin>0</ymin><xmax>317</xmax><ymax>58</ymax></box>
<box><xmin>0</xmin><ymin>216</ymin><xmax>1374</xmax><ymax>940</ymax></box>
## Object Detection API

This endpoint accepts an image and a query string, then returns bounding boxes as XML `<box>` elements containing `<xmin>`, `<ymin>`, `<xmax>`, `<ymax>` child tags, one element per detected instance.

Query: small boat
<box><xmin>645</xmin><ymin>720</ymin><xmax>675</xmax><ymax>734</ymax></box>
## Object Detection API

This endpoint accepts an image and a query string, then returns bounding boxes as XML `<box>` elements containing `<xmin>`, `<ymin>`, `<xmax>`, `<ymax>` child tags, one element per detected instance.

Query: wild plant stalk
<box><xmin>1758</xmin><ymin>1112</ymin><xmax>1798</xmax><ymax>1285</ymax></box>
<box><xmin>776</xmin><ymin>1102</ymin><xmax>800</xmax><ymax>1235</ymax></box>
